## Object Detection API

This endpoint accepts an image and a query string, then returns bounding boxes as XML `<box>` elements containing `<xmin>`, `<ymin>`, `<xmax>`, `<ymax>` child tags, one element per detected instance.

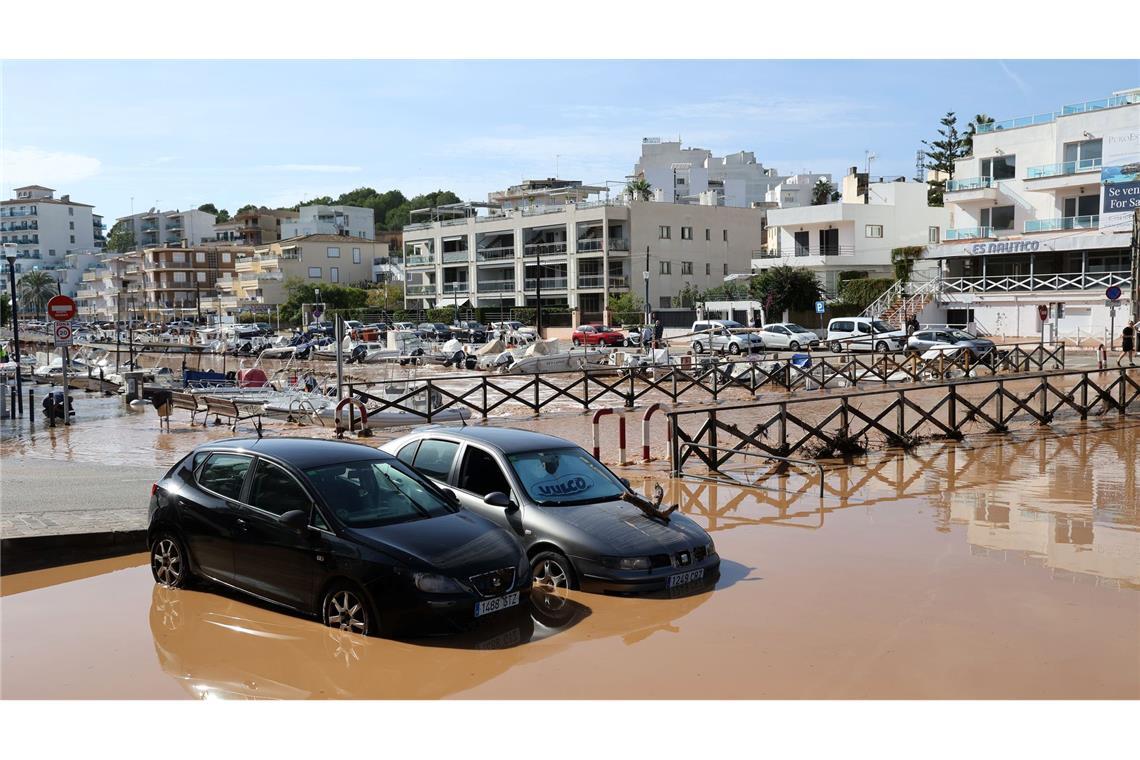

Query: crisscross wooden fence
<box><xmin>668</xmin><ymin>368</ymin><xmax>1140</xmax><ymax>475</ymax></box>
<box><xmin>342</xmin><ymin>341</ymin><xmax>1066</xmax><ymax>424</ymax></box>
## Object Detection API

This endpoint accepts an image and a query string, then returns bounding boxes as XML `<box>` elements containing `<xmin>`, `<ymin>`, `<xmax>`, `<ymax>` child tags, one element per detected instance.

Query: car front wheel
<box><xmin>875</xmin><ymin>340</ymin><xmax>889</xmax><ymax>352</ymax></box>
<box><xmin>830</xmin><ymin>341</ymin><xmax>843</xmax><ymax>353</ymax></box>
<box><xmin>531</xmin><ymin>551</ymin><xmax>578</xmax><ymax>592</ymax></box>
<box><xmin>322</xmin><ymin>585</ymin><xmax>377</xmax><ymax>637</ymax></box>
<box><xmin>572</xmin><ymin>338</ymin><xmax>581</xmax><ymax>346</ymax></box>
<box><xmin>692</xmin><ymin>341</ymin><xmax>704</xmax><ymax>354</ymax></box>
<box><xmin>150</xmin><ymin>533</ymin><xmax>192</xmax><ymax>588</ymax></box>
<box><xmin>789</xmin><ymin>340</ymin><xmax>800</xmax><ymax>351</ymax></box>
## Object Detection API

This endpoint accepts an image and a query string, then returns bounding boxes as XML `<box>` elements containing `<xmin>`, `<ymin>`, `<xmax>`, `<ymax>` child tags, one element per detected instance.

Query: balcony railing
<box><xmin>406</xmin><ymin>284</ymin><xmax>436</xmax><ymax>295</ymax></box>
<box><xmin>945</xmin><ymin>176</ymin><xmax>995</xmax><ymax>192</ymax></box>
<box><xmin>521</xmin><ymin>206</ymin><xmax>567</xmax><ymax>217</ymax></box>
<box><xmin>945</xmin><ymin>227</ymin><xmax>995</xmax><ymax>241</ymax></box>
<box><xmin>576</xmin><ymin>238</ymin><xmax>631</xmax><ymax>252</ymax></box>
<box><xmin>523</xmin><ymin>277</ymin><xmax>568</xmax><ymax>290</ymax></box>
<box><xmin>477</xmin><ymin>246</ymin><xmax>515</xmax><ymax>261</ymax></box>
<box><xmin>941</xmin><ymin>270</ymin><xmax>1130</xmax><ymax>294</ymax></box>
<box><xmin>577</xmin><ymin>274</ymin><xmax>605</xmax><ymax>288</ymax></box>
<box><xmin>440</xmin><ymin>218</ymin><xmax>469</xmax><ymax>227</ymax></box>
<box><xmin>976</xmin><ymin>93</ymin><xmax>1140</xmax><ymax>134</ymax></box>
<box><xmin>1026</xmin><ymin>158</ymin><xmax>1102</xmax><ymax>179</ymax></box>
<box><xmin>788</xmin><ymin>245</ymin><xmax>856</xmax><ymax>257</ymax></box>
<box><xmin>406</xmin><ymin>255</ymin><xmax>436</xmax><ymax>267</ymax></box>
<box><xmin>476</xmin><ymin>280</ymin><xmax>515</xmax><ymax>292</ymax></box>
<box><xmin>140</xmin><ymin>223</ymin><xmax>159</xmax><ymax>232</ymax></box>
<box><xmin>523</xmin><ymin>241</ymin><xmax>568</xmax><ymax>256</ymax></box>
<box><xmin>442</xmin><ymin>281</ymin><xmax>470</xmax><ymax>294</ymax></box>
<box><xmin>0</xmin><ymin>222</ymin><xmax>38</xmax><ymax>232</ymax></box>
<box><xmin>403</xmin><ymin>222</ymin><xmax>433</xmax><ymax>231</ymax></box>
<box><xmin>1025</xmin><ymin>215</ymin><xmax>1099</xmax><ymax>233</ymax></box>
<box><xmin>442</xmin><ymin>250</ymin><xmax>470</xmax><ymax>263</ymax></box>
<box><xmin>609</xmin><ymin>275</ymin><xmax>630</xmax><ymax>289</ymax></box>
<box><xmin>1</xmin><ymin>209</ymin><xmax>37</xmax><ymax>217</ymax></box>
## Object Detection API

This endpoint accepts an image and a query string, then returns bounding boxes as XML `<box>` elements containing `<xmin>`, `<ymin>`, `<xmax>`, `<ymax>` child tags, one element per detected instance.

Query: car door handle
<box><xmin>235</xmin><ymin>518</ymin><xmax>248</xmax><ymax>532</ymax></box>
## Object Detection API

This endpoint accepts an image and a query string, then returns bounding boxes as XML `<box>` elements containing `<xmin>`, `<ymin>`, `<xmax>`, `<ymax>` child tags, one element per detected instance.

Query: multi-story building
<box><xmin>115</xmin><ymin>208</ymin><xmax>217</xmax><ymax>251</ymax></box>
<box><xmin>280</xmin><ymin>204</ymin><xmax>374</xmax><ymax>240</ymax></box>
<box><xmin>632</xmin><ymin>139</ymin><xmax>787</xmax><ymax>207</ymax></box>
<box><xmin>923</xmin><ymin>88</ymin><xmax>1139</xmax><ymax>338</ymax></box>
<box><xmin>402</xmin><ymin>180</ymin><xmax>764</xmax><ymax>320</ymax></box>
<box><xmin>76</xmin><ymin>253</ymin><xmax>135</xmax><ymax>320</ymax></box>
<box><xmin>213</xmin><ymin>207</ymin><xmax>290</xmax><ymax>246</ymax></box>
<box><xmin>761</xmin><ymin>172</ymin><xmax>835</xmax><ymax>210</ymax></box>
<box><xmin>0</xmin><ymin>185</ymin><xmax>104</xmax><ymax>299</ymax></box>
<box><xmin>216</xmin><ymin>235</ymin><xmax>387</xmax><ymax>311</ymax></box>
<box><xmin>757</xmin><ymin>169</ymin><xmax>951</xmax><ymax>296</ymax></box>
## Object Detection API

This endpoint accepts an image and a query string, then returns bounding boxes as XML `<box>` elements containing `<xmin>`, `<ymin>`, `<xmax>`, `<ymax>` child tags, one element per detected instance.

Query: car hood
<box><xmin>346</xmin><ymin>511</ymin><xmax>520</xmax><ymax>574</ymax></box>
<box><xmin>547</xmin><ymin>500</ymin><xmax>709</xmax><ymax>555</ymax></box>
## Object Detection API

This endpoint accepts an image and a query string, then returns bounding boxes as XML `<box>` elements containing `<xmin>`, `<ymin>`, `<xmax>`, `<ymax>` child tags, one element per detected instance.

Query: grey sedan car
<box><xmin>907</xmin><ymin>328</ymin><xmax>996</xmax><ymax>359</ymax></box>
<box><xmin>380</xmin><ymin>427</ymin><xmax>719</xmax><ymax>595</ymax></box>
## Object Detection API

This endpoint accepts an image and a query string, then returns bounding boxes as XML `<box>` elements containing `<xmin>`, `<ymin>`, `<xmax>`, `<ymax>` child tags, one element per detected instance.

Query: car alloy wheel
<box><xmin>692</xmin><ymin>341</ymin><xmax>704</xmax><ymax>354</ymax></box>
<box><xmin>875</xmin><ymin>340</ymin><xmax>889</xmax><ymax>352</ymax></box>
<box><xmin>789</xmin><ymin>340</ymin><xmax>800</xmax><ymax>351</ymax></box>
<box><xmin>830</xmin><ymin>341</ymin><xmax>843</xmax><ymax>353</ymax></box>
<box><xmin>323</xmin><ymin>588</ymin><xmax>371</xmax><ymax>636</ymax></box>
<box><xmin>150</xmin><ymin>535</ymin><xmax>187</xmax><ymax>588</ymax></box>
<box><xmin>531</xmin><ymin>551</ymin><xmax>576</xmax><ymax>591</ymax></box>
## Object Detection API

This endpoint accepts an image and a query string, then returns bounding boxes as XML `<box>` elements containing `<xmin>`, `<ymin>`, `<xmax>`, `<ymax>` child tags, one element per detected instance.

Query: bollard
<box><xmin>1097</xmin><ymin>344</ymin><xmax>1107</xmax><ymax>370</ymax></box>
<box><xmin>591</xmin><ymin>407</ymin><xmax>614</xmax><ymax>460</ymax></box>
<box><xmin>28</xmin><ymin>388</ymin><xmax>34</xmax><ymax>424</ymax></box>
<box><xmin>618</xmin><ymin>414</ymin><xmax>627</xmax><ymax>466</ymax></box>
<box><xmin>641</xmin><ymin>402</ymin><xmax>670</xmax><ymax>463</ymax></box>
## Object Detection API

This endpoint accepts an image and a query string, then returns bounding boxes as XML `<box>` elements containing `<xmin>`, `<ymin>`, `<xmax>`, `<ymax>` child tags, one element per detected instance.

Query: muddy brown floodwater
<box><xmin>2</xmin><ymin>421</ymin><xmax>1138</xmax><ymax>699</ymax></box>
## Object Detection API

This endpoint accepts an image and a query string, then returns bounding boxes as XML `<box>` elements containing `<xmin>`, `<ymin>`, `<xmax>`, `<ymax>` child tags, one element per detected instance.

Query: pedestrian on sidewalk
<box><xmin>652</xmin><ymin>312</ymin><xmax>663</xmax><ymax>350</ymax></box>
<box><xmin>1118</xmin><ymin>320</ymin><xmax>1135</xmax><ymax>367</ymax></box>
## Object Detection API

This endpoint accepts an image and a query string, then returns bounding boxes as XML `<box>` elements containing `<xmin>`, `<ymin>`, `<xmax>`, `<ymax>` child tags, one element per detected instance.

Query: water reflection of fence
<box><xmin>342</xmin><ymin>342</ymin><xmax>1067</xmax><ymax>424</ymax></box>
<box><xmin>668</xmin><ymin>368</ymin><xmax>1140</xmax><ymax>474</ymax></box>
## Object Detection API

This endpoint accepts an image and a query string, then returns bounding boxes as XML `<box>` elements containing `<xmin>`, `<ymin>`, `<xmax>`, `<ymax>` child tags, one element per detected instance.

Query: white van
<box><xmin>826</xmin><ymin>317</ymin><xmax>906</xmax><ymax>353</ymax></box>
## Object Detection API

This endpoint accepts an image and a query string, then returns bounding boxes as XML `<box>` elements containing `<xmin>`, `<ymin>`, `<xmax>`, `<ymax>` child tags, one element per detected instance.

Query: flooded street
<box><xmin>3</xmin><ymin>422</ymin><xmax>1136</xmax><ymax>699</ymax></box>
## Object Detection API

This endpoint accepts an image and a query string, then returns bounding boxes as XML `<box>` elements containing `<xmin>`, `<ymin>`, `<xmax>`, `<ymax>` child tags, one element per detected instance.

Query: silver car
<box><xmin>756</xmin><ymin>322</ymin><xmax>820</xmax><ymax>351</ymax></box>
<box><xmin>907</xmin><ymin>328</ymin><xmax>996</xmax><ymax>359</ymax></box>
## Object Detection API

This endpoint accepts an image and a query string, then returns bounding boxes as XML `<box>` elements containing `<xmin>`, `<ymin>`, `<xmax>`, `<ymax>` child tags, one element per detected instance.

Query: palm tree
<box><xmin>17</xmin><ymin>270</ymin><xmax>59</xmax><ymax>319</ymax></box>
<box><xmin>811</xmin><ymin>178</ymin><xmax>835</xmax><ymax>206</ymax></box>
<box><xmin>962</xmin><ymin>113</ymin><xmax>994</xmax><ymax>156</ymax></box>
<box><xmin>625</xmin><ymin>177</ymin><xmax>653</xmax><ymax>202</ymax></box>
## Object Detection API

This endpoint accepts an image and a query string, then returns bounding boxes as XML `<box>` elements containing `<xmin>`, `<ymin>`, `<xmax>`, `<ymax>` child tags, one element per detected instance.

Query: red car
<box><xmin>571</xmin><ymin>324</ymin><xmax>625</xmax><ymax>346</ymax></box>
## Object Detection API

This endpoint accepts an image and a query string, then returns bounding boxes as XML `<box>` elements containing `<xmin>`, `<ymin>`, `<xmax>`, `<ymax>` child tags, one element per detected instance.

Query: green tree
<box><xmin>384</xmin><ymin>190</ymin><xmax>462</xmax><ymax>230</ymax></box>
<box><xmin>278</xmin><ymin>278</ymin><xmax>369</xmax><ymax>324</ymax></box>
<box><xmin>105</xmin><ymin>221</ymin><xmax>136</xmax><ymax>253</ymax></box>
<box><xmin>838</xmin><ymin>277</ymin><xmax>896</xmax><ymax>310</ymax></box>
<box><xmin>700</xmin><ymin>282</ymin><xmax>751</xmax><ymax>301</ymax></box>
<box><xmin>17</xmin><ymin>270</ymin><xmax>60</xmax><ymax>319</ymax></box>
<box><xmin>366</xmin><ymin>282</ymin><xmax>404</xmax><ymax>310</ymax></box>
<box><xmin>625</xmin><ymin>177</ymin><xmax>653</xmax><ymax>201</ymax></box>
<box><xmin>235</xmin><ymin>204</ymin><xmax>258</xmax><ymax>216</ymax></box>
<box><xmin>197</xmin><ymin>203</ymin><xmax>218</xmax><ymax>215</ymax></box>
<box><xmin>215</xmin><ymin>209</ymin><xmax>231</xmax><ymax>223</ymax></box>
<box><xmin>962</xmin><ymin>113</ymin><xmax>994</xmax><ymax>156</ymax></box>
<box><xmin>749</xmin><ymin>266</ymin><xmax>822</xmax><ymax>317</ymax></box>
<box><xmin>922</xmin><ymin>112</ymin><xmax>968</xmax><ymax>207</ymax></box>
<box><xmin>811</xmin><ymin>178</ymin><xmax>835</xmax><ymax>206</ymax></box>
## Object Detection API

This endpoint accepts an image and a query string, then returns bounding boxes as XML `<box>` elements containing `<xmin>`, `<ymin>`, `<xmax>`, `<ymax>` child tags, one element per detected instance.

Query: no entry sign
<box><xmin>47</xmin><ymin>294</ymin><xmax>78</xmax><ymax>322</ymax></box>
<box><xmin>1037</xmin><ymin>304</ymin><xmax>1049</xmax><ymax>322</ymax></box>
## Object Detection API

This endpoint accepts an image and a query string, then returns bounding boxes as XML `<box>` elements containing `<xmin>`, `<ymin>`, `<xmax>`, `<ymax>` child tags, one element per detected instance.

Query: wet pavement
<box><xmin>2</xmin><ymin>422</ymin><xmax>1137</xmax><ymax>699</ymax></box>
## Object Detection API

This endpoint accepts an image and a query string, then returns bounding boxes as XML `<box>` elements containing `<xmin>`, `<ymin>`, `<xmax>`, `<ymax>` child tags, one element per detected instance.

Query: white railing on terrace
<box><xmin>404</xmin><ymin>222</ymin><xmax>433</xmax><ymax>231</ymax></box>
<box><xmin>476</xmin><ymin>246</ymin><xmax>515</xmax><ymax>261</ymax></box>
<box><xmin>941</xmin><ymin>270</ymin><xmax>1131</xmax><ymax>294</ymax></box>
<box><xmin>1026</xmin><ymin>158</ymin><xmax>1102</xmax><ymax>179</ymax></box>
<box><xmin>406</xmin><ymin>254</ymin><xmax>436</xmax><ymax>266</ymax></box>
<box><xmin>475</xmin><ymin>215</ymin><xmax>512</xmax><ymax>224</ymax></box>
<box><xmin>440</xmin><ymin>218</ymin><xmax>469</xmax><ymax>227</ymax></box>
<box><xmin>523</xmin><ymin>277</ymin><xmax>568</xmax><ymax>290</ymax></box>
<box><xmin>442</xmin><ymin>250</ymin><xmax>470</xmax><ymax>263</ymax></box>
<box><xmin>945</xmin><ymin>227</ymin><xmax>995</xmax><ymax>241</ymax></box>
<box><xmin>406</xmin><ymin>284</ymin><xmax>436</xmax><ymax>295</ymax></box>
<box><xmin>521</xmin><ymin>206</ymin><xmax>567</xmax><ymax>217</ymax></box>
<box><xmin>976</xmin><ymin>92</ymin><xmax>1140</xmax><ymax>133</ymax></box>
<box><xmin>1025</xmin><ymin>215</ymin><xmax>1099</xmax><ymax>233</ymax></box>
<box><xmin>945</xmin><ymin>176</ymin><xmax>995</xmax><ymax>192</ymax></box>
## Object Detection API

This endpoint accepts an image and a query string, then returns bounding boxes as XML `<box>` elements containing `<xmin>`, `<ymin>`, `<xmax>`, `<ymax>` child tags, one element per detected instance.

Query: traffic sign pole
<box><xmin>46</xmin><ymin>296</ymin><xmax>78</xmax><ymax>426</ymax></box>
<box><xmin>62</xmin><ymin>345</ymin><xmax>69</xmax><ymax>426</ymax></box>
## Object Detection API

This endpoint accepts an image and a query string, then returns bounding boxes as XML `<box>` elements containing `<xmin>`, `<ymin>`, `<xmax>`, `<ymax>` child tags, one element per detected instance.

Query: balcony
<box><xmin>1025</xmin><ymin>215</ymin><xmax>1099</xmax><ymax>233</ymax></box>
<box><xmin>945</xmin><ymin>227</ymin><xmax>995</xmax><ymax>241</ymax></box>
<box><xmin>942</xmin><ymin>270</ymin><xmax>1130</xmax><ymax>294</ymax></box>
<box><xmin>1027</xmin><ymin>158</ymin><xmax>1102</xmax><ymax>179</ymax></box>
<box><xmin>140</xmin><ymin>223</ymin><xmax>159</xmax><ymax>232</ymax></box>
<box><xmin>577</xmin><ymin>274</ymin><xmax>606</xmax><ymax>289</ymax></box>
<box><xmin>523</xmin><ymin>241</ymin><xmax>568</xmax><ymax>257</ymax></box>
<box><xmin>477</xmin><ymin>246</ymin><xmax>515</xmax><ymax>262</ymax></box>
<box><xmin>442</xmin><ymin>281</ymin><xmax>470</xmax><ymax>294</ymax></box>
<box><xmin>406</xmin><ymin>284</ymin><xmax>436</xmax><ymax>296</ymax></box>
<box><xmin>406</xmin><ymin>254</ymin><xmax>436</xmax><ymax>267</ymax></box>
<box><xmin>945</xmin><ymin>177</ymin><xmax>994</xmax><ymax>192</ymax></box>
<box><xmin>523</xmin><ymin>277</ymin><xmax>568</xmax><ymax>291</ymax></box>
<box><xmin>1</xmin><ymin>209</ymin><xmax>37</xmax><ymax>218</ymax></box>
<box><xmin>77</xmin><ymin>288</ymin><xmax>99</xmax><ymax>299</ymax></box>
<box><xmin>0</xmin><ymin>222</ymin><xmax>38</xmax><ymax>232</ymax></box>
<box><xmin>476</xmin><ymin>280</ymin><xmax>515</xmax><ymax>293</ymax></box>
<box><xmin>609</xmin><ymin>275</ymin><xmax>630</xmax><ymax>289</ymax></box>
<box><xmin>442</xmin><ymin>250</ymin><xmax>470</xmax><ymax>264</ymax></box>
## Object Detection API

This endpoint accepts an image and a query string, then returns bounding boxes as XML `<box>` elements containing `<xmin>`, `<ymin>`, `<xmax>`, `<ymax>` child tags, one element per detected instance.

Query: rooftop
<box><xmin>977</xmin><ymin>89</ymin><xmax>1140</xmax><ymax>134</ymax></box>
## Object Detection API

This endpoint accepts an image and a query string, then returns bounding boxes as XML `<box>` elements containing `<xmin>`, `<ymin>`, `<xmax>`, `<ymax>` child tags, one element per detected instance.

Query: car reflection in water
<box><xmin>149</xmin><ymin>575</ymin><xmax>715</xmax><ymax>699</ymax></box>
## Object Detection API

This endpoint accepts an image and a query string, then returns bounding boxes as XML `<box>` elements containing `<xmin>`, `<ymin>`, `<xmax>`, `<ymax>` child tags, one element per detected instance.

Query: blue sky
<box><xmin>1</xmin><ymin>60</ymin><xmax>1134</xmax><ymax>223</ymax></box>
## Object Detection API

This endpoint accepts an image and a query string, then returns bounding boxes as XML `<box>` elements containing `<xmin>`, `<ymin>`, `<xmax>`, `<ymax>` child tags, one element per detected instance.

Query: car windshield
<box><xmin>786</xmin><ymin>324</ymin><xmax>811</xmax><ymax>333</ymax></box>
<box><xmin>304</xmin><ymin>458</ymin><xmax>455</xmax><ymax>528</ymax></box>
<box><xmin>593</xmin><ymin>325</ymin><xmax>613</xmax><ymax>332</ymax></box>
<box><xmin>871</xmin><ymin>320</ymin><xmax>895</xmax><ymax>333</ymax></box>
<box><xmin>722</xmin><ymin>321</ymin><xmax>743</xmax><ymax>329</ymax></box>
<box><xmin>507</xmin><ymin>447</ymin><xmax>627</xmax><ymax>506</ymax></box>
<box><xmin>434</xmin><ymin>323</ymin><xmax>447</xmax><ymax>330</ymax></box>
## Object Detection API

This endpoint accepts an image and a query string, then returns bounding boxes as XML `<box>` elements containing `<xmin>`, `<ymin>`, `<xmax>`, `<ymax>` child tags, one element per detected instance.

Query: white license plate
<box><xmin>474</xmin><ymin>591</ymin><xmax>520</xmax><ymax>618</ymax></box>
<box><xmin>668</xmin><ymin>568</ymin><xmax>705</xmax><ymax>588</ymax></box>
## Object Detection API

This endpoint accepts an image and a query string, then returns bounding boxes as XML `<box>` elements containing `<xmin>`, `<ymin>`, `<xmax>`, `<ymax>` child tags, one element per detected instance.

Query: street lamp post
<box><xmin>644</xmin><ymin>245</ymin><xmax>651</xmax><ymax>327</ymax></box>
<box><xmin>3</xmin><ymin>245</ymin><xmax>23</xmax><ymax>414</ymax></box>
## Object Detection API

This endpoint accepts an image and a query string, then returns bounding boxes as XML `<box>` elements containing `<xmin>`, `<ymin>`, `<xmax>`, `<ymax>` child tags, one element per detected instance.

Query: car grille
<box><xmin>468</xmin><ymin>567</ymin><xmax>516</xmax><ymax>598</ymax></box>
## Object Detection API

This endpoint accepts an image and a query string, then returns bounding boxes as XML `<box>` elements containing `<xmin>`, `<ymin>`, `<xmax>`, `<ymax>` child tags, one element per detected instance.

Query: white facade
<box><xmin>763</xmin><ymin>172</ymin><xmax>835</xmax><ymax>210</ymax></box>
<box><xmin>757</xmin><ymin>174</ymin><xmax>950</xmax><ymax>296</ymax></box>
<box><xmin>633</xmin><ymin>139</ymin><xmax>786</xmax><ymax>208</ymax></box>
<box><xmin>402</xmin><ymin>186</ymin><xmax>764</xmax><ymax>318</ymax></box>
<box><xmin>0</xmin><ymin>185</ymin><xmax>104</xmax><ymax>298</ymax></box>
<box><xmin>925</xmin><ymin>88</ymin><xmax>1139</xmax><ymax>340</ymax></box>
<box><xmin>280</xmin><ymin>204</ymin><xmax>374</xmax><ymax>240</ymax></box>
<box><xmin>115</xmin><ymin>208</ymin><xmax>217</xmax><ymax>251</ymax></box>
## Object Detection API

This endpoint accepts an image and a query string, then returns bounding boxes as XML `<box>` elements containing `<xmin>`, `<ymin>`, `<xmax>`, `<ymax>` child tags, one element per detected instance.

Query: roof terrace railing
<box><xmin>977</xmin><ymin>93</ymin><xmax>1140</xmax><ymax>134</ymax></box>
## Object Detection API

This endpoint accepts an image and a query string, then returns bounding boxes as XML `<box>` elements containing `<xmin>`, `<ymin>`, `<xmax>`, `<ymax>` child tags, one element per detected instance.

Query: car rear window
<box><xmin>197</xmin><ymin>454</ymin><xmax>252</xmax><ymax>501</ymax></box>
<box><xmin>412</xmin><ymin>439</ymin><xmax>460</xmax><ymax>481</ymax></box>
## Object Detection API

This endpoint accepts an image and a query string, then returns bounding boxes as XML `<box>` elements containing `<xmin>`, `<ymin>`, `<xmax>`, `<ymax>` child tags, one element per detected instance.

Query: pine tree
<box><xmin>922</xmin><ymin>112</ymin><xmax>968</xmax><ymax>207</ymax></box>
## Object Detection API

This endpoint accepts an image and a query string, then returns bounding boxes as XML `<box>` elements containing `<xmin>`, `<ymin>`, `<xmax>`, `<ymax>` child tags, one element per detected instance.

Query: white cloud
<box><xmin>262</xmin><ymin>164</ymin><xmax>363</xmax><ymax>173</ymax></box>
<box><xmin>998</xmin><ymin>61</ymin><xmax>1031</xmax><ymax>96</ymax></box>
<box><xmin>1</xmin><ymin>146</ymin><xmax>102</xmax><ymax>188</ymax></box>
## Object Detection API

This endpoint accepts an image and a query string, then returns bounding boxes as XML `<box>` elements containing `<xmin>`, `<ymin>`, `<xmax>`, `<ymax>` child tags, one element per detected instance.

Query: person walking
<box><xmin>652</xmin><ymin>312</ymin><xmax>664</xmax><ymax>350</ymax></box>
<box><xmin>1118</xmin><ymin>320</ymin><xmax>1135</xmax><ymax>367</ymax></box>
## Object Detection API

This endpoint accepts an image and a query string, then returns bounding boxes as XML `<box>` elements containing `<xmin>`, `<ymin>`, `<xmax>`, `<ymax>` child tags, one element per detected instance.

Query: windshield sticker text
<box><xmin>535</xmin><ymin>475</ymin><xmax>591</xmax><ymax>498</ymax></box>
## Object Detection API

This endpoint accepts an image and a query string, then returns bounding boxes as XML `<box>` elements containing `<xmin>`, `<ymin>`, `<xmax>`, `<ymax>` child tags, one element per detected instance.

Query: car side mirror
<box><xmin>619</xmin><ymin>477</ymin><xmax>631</xmax><ymax>490</ymax></box>
<box><xmin>441</xmin><ymin>488</ymin><xmax>460</xmax><ymax>506</ymax></box>
<box><xmin>484</xmin><ymin>491</ymin><xmax>512</xmax><ymax>508</ymax></box>
<box><xmin>280</xmin><ymin>509</ymin><xmax>308</xmax><ymax>532</ymax></box>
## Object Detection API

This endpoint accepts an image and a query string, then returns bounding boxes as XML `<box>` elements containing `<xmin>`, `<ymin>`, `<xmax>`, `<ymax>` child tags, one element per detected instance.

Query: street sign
<box><xmin>1037</xmin><ymin>304</ymin><xmax>1048</xmax><ymax>321</ymax></box>
<box><xmin>814</xmin><ymin>300</ymin><xmax>826</xmax><ymax>314</ymax></box>
<box><xmin>1105</xmin><ymin>300</ymin><xmax>1120</xmax><ymax>309</ymax></box>
<box><xmin>1106</xmin><ymin>285</ymin><xmax>1122</xmax><ymax>301</ymax></box>
<box><xmin>54</xmin><ymin>321</ymin><xmax>73</xmax><ymax>347</ymax></box>
<box><xmin>47</xmin><ymin>294</ymin><xmax>78</xmax><ymax>322</ymax></box>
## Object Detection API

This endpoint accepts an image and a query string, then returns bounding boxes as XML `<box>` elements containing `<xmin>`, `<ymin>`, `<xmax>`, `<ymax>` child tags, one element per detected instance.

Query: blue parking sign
<box><xmin>815</xmin><ymin>301</ymin><xmax>826</xmax><ymax>314</ymax></box>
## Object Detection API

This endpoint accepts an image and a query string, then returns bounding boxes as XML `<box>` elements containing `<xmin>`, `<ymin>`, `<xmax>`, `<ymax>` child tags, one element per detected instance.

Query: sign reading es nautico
<box><xmin>969</xmin><ymin>240</ymin><xmax>1040</xmax><ymax>255</ymax></box>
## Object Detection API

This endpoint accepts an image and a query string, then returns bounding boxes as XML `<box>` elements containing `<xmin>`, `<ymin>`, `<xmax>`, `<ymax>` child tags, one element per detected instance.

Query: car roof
<box><xmin>198</xmin><ymin>437</ymin><xmax>391</xmax><ymax>469</ymax></box>
<box><xmin>405</xmin><ymin>426</ymin><xmax>576</xmax><ymax>454</ymax></box>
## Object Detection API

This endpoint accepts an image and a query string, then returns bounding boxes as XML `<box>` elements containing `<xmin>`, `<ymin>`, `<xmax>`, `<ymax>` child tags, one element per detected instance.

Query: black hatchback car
<box><xmin>147</xmin><ymin>438</ymin><xmax>531</xmax><ymax>637</ymax></box>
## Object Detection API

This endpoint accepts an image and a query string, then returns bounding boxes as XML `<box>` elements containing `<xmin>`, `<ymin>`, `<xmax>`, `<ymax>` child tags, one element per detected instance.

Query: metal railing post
<box><xmin>778</xmin><ymin>402</ymin><xmax>788</xmax><ymax>453</ymax></box>
<box><xmin>425</xmin><ymin>379</ymin><xmax>434</xmax><ymax>423</ymax></box>
<box><xmin>947</xmin><ymin>384</ymin><xmax>957</xmax><ymax>432</ymax></box>
<box><xmin>582</xmin><ymin>371</ymin><xmax>589</xmax><ymax>410</ymax></box>
<box><xmin>481</xmin><ymin>377</ymin><xmax>488</xmax><ymax>419</ymax></box>
<box><xmin>626</xmin><ymin>370</ymin><xmax>635</xmax><ymax>409</ymax></box>
<box><xmin>534</xmin><ymin>373</ymin><xmax>541</xmax><ymax>415</ymax></box>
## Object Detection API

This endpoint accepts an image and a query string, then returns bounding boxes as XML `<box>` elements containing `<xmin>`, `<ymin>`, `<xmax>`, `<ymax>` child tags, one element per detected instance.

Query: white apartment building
<box><xmin>924</xmin><ymin>88</ymin><xmax>1139</xmax><ymax>339</ymax></box>
<box><xmin>633</xmin><ymin>139</ymin><xmax>786</xmax><ymax>207</ymax></box>
<box><xmin>0</xmin><ymin>185</ymin><xmax>105</xmax><ymax>298</ymax></box>
<box><xmin>402</xmin><ymin>180</ymin><xmax>764</xmax><ymax>321</ymax></box>
<box><xmin>280</xmin><ymin>204</ymin><xmax>374</xmax><ymax>240</ymax></box>
<box><xmin>115</xmin><ymin>208</ymin><xmax>217</xmax><ymax>251</ymax></box>
<box><xmin>757</xmin><ymin>170</ymin><xmax>951</xmax><ymax>296</ymax></box>
<box><xmin>762</xmin><ymin>172</ymin><xmax>835</xmax><ymax>210</ymax></box>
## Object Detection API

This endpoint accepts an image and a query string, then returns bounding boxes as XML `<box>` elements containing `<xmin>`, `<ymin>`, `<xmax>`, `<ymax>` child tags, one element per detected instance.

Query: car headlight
<box><xmin>617</xmin><ymin>556</ymin><xmax>652</xmax><ymax>571</ymax></box>
<box><xmin>413</xmin><ymin>572</ymin><xmax>466</xmax><ymax>594</ymax></box>
<box><xmin>705</xmin><ymin>539</ymin><xmax>716</xmax><ymax>557</ymax></box>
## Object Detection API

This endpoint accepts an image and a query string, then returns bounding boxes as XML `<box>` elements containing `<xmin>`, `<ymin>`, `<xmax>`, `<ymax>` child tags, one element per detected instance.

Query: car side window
<box><xmin>247</xmin><ymin>459</ymin><xmax>311</xmax><ymax>517</ymax></box>
<box><xmin>857</xmin><ymin>323</ymin><xmax>871</xmax><ymax>333</ymax></box>
<box><xmin>412</xmin><ymin>439</ymin><xmax>460</xmax><ymax>481</ymax></box>
<box><xmin>396</xmin><ymin>440</ymin><xmax>420</xmax><ymax>465</ymax></box>
<box><xmin>833</xmin><ymin>321</ymin><xmax>852</xmax><ymax>332</ymax></box>
<box><xmin>775</xmin><ymin>326</ymin><xmax>789</xmax><ymax>334</ymax></box>
<box><xmin>197</xmin><ymin>454</ymin><xmax>253</xmax><ymax>501</ymax></box>
<box><xmin>457</xmin><ymin>446</ymin><xmax>512</xmax><ymax>498</ymax></box>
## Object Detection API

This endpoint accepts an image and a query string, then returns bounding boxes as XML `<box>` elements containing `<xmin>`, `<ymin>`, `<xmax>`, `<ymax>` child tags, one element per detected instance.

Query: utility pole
<box><xmin>644</xmin><ymin>245</ymin><xmax>651</xmax><ymax>326</ymax></box>
<box><xmin>3</xmin><ymin>247</ymin><xmax>23</xmax><ymax>413</ymax></box>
